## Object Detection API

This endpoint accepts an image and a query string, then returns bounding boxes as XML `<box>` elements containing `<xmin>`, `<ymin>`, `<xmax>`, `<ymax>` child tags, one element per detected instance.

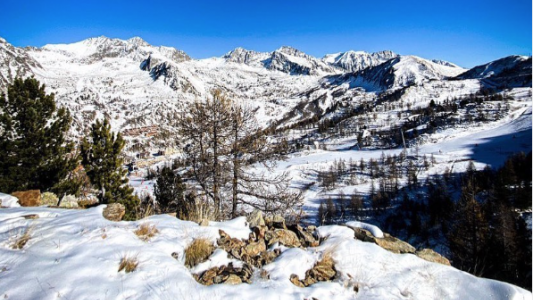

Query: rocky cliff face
<box><xmin>0</xmin><ymin>38</ymin><xmax>40</xmax><ymax>89</ymax></box>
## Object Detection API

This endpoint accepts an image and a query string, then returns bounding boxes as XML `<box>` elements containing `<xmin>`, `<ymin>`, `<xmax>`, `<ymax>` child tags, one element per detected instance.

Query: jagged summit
<box><xmin>275</xmin><ymin>46</ymin><xmax>307</xmax><ymax>57</ymax></box>
<box><xmin>223</xmin><ymin>47</ymin><xmax>269</xmax><ymax>65</ymax></box>
<box><xmin>323</xmin><ymin>50</ymin><xmax>398</xmax><ymax>72</ymax></box>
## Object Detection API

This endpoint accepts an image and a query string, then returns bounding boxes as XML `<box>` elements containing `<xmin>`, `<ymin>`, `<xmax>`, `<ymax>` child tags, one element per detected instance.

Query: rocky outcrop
<box><xmin>351</xmin><ymin>227</ymin><xmax>415</xmax><ymax>254</ymax></box>
<box><xmin>415</xmin><ymin>248</ymin><xmax>451</xmax><ymax>266</ymax></box>
<box><xmin>191</xmin><ymin>215</ymin><xmax>448</xmax><ymax>288</ymax></box>
<box><xmin>374</xmin><ymin>233</ymin><xmax>416</xmax><ymax>254</ymax></box>
<box><xmin>11</xmin><ymin>190</ymin><xmax>41</xmax><ymax>207</ymax></box>
<box><xmin>102</xmin><ymin>203</ymin><xmax>125</xmax><ymax>221</ymax></box>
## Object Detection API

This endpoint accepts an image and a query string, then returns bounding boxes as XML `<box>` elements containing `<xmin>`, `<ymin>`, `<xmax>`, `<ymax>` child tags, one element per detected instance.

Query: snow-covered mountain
<box><xmin>320</xmin><ymin>55</ymin><xmax>467</xmax><ymax>93</ymax></box>
<box><xmin>0</xmin><ymin>36</ymin><xmax>530</xmax><ymax>138</ymax></box>
<box><xmin>456</xmin><ymin>55</ymin><xmax>532</xmax><ymax>89</ymax></box>
<box><xmin>223</xmin><ymin>46</ymin><xmax>338</xmax><ymax>76</ymax></box>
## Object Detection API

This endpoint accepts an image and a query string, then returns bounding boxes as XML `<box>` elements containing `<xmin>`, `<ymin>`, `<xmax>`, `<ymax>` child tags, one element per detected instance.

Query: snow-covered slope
<box><xmin>0</xmin><ymin>206</ymin><xmax>530</xmax><ymax>300</ymax></box>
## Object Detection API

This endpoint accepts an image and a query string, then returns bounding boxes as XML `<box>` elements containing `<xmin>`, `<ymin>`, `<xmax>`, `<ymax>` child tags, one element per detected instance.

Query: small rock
<box><xmin>199</xmin><ymin>219</ymin><xmax>209</xmax><ymax>227</ymax></box>
<box><xmin>265</xmin><ymin>229</ymin><xmax>301</xmax><ymax>247</ymax></box>
<box><xmin>22</xmin><ymin>214</ymin><xmax>39</xmax><ymax>220</ymax></box>
<box><xmin>11</xmin><ymin>190</ymin><xmax>41</xmax><ymax>207</ymax></box>
<box><xmin>291</xmin><ymin>224</ymin><xmax>319</xmax><ymax>247</ymax></box>
<box><xmin>41</xmin><ymin>192</ymin><xmax>59</xmax><ymax>206</ymax></box>
<box><xmin>290</xmin><ymin>274</ymin><xmax>304</xmax><ymax>287</ymax></box>
<box><xmin>102</xmin><ymin>203</ymin><xmax>125</xmax><ymax>221</ymax></box>
<box><xmin>59</xmin><ymin>194</ymin><xmax>78</xmax><ymax>208</ymax></box>
<box><xmin>247</xmin><ymin>209</ymin><xmax>265</xmax><ymax>228</ymax></box>
<box><xmin>244</xmin><ymin>240</ymin><xmax>266</xmax><ymax>257</ymax></box>
<box><xmin>171</xmin><ymin>252</ymin><xmax>179</xmax><ymax>260</ymax></box>
<box><xmin>352</xmin><ymin>227</ymin><xmax>377</xmax><ymax>243</ymax></box>
<box><xmin>252</xmin><ymin>226</ymin><xmax>267</xmax><ymax>240</ymax></box>
<box><xmin>272</xmin><ymin>215</ymin><xmax>287</xmax><ymax>229</ymax></box>
<box><xmin>224</xmin><ymin>274</ymin><xmax>242</xmax><ymax>285</ymax></box>
<box><xmin>415</xmin><ymin>248</ymin><xmax>451</xmax><ymax>266</ymax></box>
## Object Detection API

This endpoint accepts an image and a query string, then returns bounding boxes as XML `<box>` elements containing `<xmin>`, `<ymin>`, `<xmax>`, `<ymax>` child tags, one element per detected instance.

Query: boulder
<box><xmin>416</xmin><ymin>248</ymin><xmax>451</xmax><ymax>266</ymax></box>
<box><xmin>352</xmin><ymin>227</ymin><xmax>377</xmax><ymax>243</ymax></box>
<box><xmin>59</xmin><ymin>194</ymin><xmax>78</xmax><ymax>208</ymax></box>
<box><xmin>374</xmin><ymin>233</ymin><xmax>416</xmax><ymax>254</ymax></box>
<box><xmin>352</xmin><ymin>228</ymin><xmax>416</xmax><ymax>254</ymax></box>
<box><xmin>272</xmin><ymin>214</ymin><xmax>287</xmax><ymax>229</ymax></box>
<box><xmin>290</xmin><ymin>224</ymin><xmax>319</xmax><ymax>247</ymax></box>
<box><xmin>291</xmin><ymin>255</ymin><xmax>337</xmax><ymax>287</ymax></box>
<box><xmin>306</xmin><ymin>255</ymin><xmax>336</xmax><ymax>282</ymax></box>
<box><xmin>41</xmin><ymin>192</ymin><xmax>59</xmax><ymax>206</ymax></box>
<box><xmin>244</xmin><ymin>240</ymin><xmax>266</xmax><ymax>257</ymax></box>
<box><xmin>247</xmin><ymin>209</ymin><xmax>265</xmax><ymax>228</ymax></box>
<box><xmin>265</xmin><ymin>229</ymin><xmax>301</xmax><ymax>247</ymax></box>
<box><xmin>224</xmin><ymin>274</ymin><xmax>242</xmax><ymax>285</ymax></box>
<box><xmin>11</xmin><ymin>190</ymin><xmax>41</xmax><ymax>207</ymax></box>
<box><xmin>252</xmin><ymin>225</ymin><xmax>267</xmax><ymax>240</ymax></box>
<box><xmin>103</xmin><ymin>203</ymin><xmax>126</xmax><ymax>221</ymax></box>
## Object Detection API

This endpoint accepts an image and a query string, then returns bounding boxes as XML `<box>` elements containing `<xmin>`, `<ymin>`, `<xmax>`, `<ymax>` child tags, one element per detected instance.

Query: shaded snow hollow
<box><xmin>0</xmin><ymin>206</ymin><xmax>530</xmax><ymax>300</ymax></box>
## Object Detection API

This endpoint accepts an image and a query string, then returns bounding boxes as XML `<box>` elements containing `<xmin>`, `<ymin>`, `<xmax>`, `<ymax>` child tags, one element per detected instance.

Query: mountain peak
<box><xmin>276</xmin><ymin>46</ymin><xmax>306</xmax><ymax>57</ymax></box>
<box><xmin>127</xmin><ymin>36</ymin><xmax>148</xmax><ymax>46</ymax></box>
<box><xmin>324</xmin><ymin>50</ymin><xmax>398</xmax><ymax>72</ymax></box>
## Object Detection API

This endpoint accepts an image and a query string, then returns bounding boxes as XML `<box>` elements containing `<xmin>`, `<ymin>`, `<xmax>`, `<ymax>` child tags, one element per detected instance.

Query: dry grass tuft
<box><xmin>118</xmin><ymin>254</ymin><xmax>139</xmax><ymax>273</ymax></box>
<box><xmin>134</xmin><ymin>223</ymin><xmax>159</xmax><ymax>242</ymax></box>
<box><xmin>184</xmin><ymin>238</ymin><xmax>215</xmax><ymax>268</ymax></box>
<box><xmin>11</xmin><ymin>226</ymin><xmax>33</xmax><ymax>250</ymax></box>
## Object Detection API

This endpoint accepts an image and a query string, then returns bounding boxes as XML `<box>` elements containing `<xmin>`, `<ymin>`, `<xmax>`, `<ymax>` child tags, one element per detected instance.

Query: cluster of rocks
<box><xmin>190</xmin><ymin>210</ymin><xmax>451</xmax><ymax>287</ymax></box>
<box><xmin>6</xmin><ymin>190</ymin><xmax>96</xmax><ymax>210</ymax></box>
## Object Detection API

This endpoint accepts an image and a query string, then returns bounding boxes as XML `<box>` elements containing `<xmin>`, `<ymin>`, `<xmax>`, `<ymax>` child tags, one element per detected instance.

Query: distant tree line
<box><xmin>383</xmin><ymin>153</ymin><xmax>532</xmax><ymax>290</ymax></box>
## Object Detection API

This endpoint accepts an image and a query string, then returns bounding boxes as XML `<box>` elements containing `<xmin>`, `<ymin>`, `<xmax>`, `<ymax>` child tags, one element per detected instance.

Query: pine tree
<box><xmin>317</xmin><ymin>201</ymin><xmax>326</xmax><ymax>225</ymax></box>
<box><xmin>0</xmin><ymin>77</ymin><xmax>78</xmax><ymax>193</ymax></box>
<box><xmin>326</xmin><ymin>197</ymin><xmax>336</xmax><ymax>224</ymax></box>
<box><xmin>447</xmin><ymin>177</ymin><xmax>489</xmax><ymax>276</ymax></box>
<box><xmin>81</xmin><ymin>119</ymin><xmax>139</xmax><ymax>220</ymax></box>
<box><xmin>154</xmin><ymin>166</ymin><xmax>186</xmax><ymax>215</ymax></box>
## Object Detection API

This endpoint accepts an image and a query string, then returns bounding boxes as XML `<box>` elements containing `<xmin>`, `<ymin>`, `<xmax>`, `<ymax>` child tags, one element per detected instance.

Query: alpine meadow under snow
<box><xmin>0</xmin><ymin>35</ymin><xmax>531</xmax><ymax>299</ymax></box>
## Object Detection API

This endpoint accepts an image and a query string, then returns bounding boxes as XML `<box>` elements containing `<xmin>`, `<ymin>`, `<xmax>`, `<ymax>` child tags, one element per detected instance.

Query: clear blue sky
<box><xmin>1</xmin><ymin>0</ymin><xmax>531</xmax><ymax>68</ymax></box>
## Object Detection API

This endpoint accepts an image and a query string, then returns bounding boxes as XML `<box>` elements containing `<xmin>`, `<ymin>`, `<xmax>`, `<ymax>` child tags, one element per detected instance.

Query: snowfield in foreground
<box><xmin>0</xmin><ymin>206</ymin><xmax>530</xmax><ymax>300</ymax></box>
